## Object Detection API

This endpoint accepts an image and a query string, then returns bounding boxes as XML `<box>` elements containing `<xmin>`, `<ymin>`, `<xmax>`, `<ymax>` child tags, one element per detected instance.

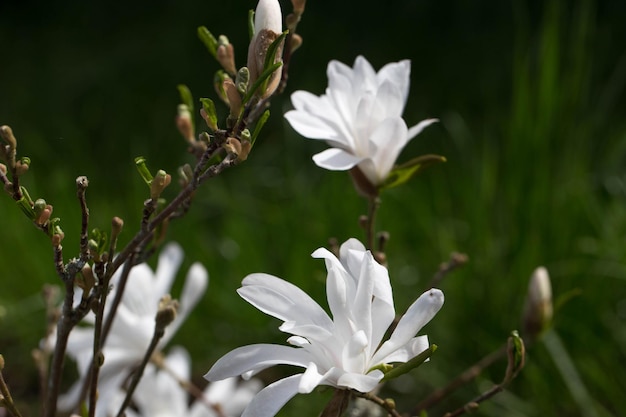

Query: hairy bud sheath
<box><xmin>247</xmin><ymin>0</ymin><xmax>283</xmax><ymax>98</ymax></box>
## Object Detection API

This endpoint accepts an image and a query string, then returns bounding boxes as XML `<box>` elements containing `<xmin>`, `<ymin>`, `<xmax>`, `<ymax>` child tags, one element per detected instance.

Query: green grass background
<box><xmin>1</xmin><ymin>0</ymin><xmax>625</xmax><ymax>416</ymax></box>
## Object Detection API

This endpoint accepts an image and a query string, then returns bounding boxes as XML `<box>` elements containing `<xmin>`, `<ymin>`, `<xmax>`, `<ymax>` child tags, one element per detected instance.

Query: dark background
<box><xmin>1</xmin><ymin>0</ymin><xmax>626</xmax><ymax>416</ymax></box>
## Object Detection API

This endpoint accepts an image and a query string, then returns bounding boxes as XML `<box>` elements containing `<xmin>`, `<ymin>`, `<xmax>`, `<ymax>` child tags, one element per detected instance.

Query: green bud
<box><xmin>197</xmin><ymin>26</ymin><xmax>218</xmax><ymax>58</ymax></box>
<box><xmin>236</xmin><ymin>67</ymin><xmax>250</xmax><ymax>95</ymax></box>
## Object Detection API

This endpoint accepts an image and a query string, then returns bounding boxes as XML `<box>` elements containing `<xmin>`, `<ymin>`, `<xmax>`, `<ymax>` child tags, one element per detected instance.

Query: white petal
<box><xmin>299</xmin><ymin>362</ymin><xmax>325</xmax><ymax>393</ymax></box>
<box><xmin>407</xmin><ymin>118</ymin><xmax>438</xmax><ymax>140</ymax></box>
<box><xmin>238</xmin><ymin>273</ymin><xmax>333</xmax><ymax>330</ymax></box>
<box><xmin>241</xmin><ymin>374</ymin><xmax>303</xmax><ymax>417</ymax></box>
<box><xmin>336</xmin><ymin>370</ymin><xmax>383</xmax><ymax>392</ymax></box>
<box><xmin>204</xmin><ymin>344</ymin><xmax>312</xmax><ymax>381</ymax></box>
<box><xmin>254</xmin><ymin>0</ymin><xmax>282</xmax><ymax>34</ymax></box>
<box><xmin>284</xmin><ymin>109</ymin><xmax>341</xmax><ymax>141</ymax></box>
<box><xmin>378</xmin><ymin>335</ymin><xmax>429</xmax><ymax>363</ymax></box>
<box><xmin>312</xmin><ymin>148</ymin><xmax>363</xmax><ymax>171</ymax></box>
<box><xmin>376</xmin><ymin>60</ymin><xmax>411</xmax><ymax>107</ymax></box>
<box><xmin>368</xmin><ymin>117</ymin><xmax>409</xmax><ymax>182</ymax></box>
<box><xmin>371</xmin><ymin>289</ymin><xmax>444</xmax><ymax>365</ymax></box>
<box><xmin>341</xmin><ymin>330</ymin><xmax>369</xmax><ymax>373</ymax></box>
<box><xmin>165</xmin><ymin>262</ymin><xmax>208</xmax><ymax>343</ymax></box>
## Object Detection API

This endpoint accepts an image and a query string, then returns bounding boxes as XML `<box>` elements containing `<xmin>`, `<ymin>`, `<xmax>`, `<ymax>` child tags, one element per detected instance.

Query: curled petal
<box><xmin>205</xmin><ymin>344</ymin><xmax>312</xmax><ymax>381</ymax></box>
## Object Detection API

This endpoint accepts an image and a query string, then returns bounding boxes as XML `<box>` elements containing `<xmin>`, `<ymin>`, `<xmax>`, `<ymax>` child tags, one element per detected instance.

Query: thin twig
<box><xmin>353</xmin><ymin>390</ymin><xmax>402</xmax><ymax>417</ymax></box>
<box><xmin>0</xmin><ymin>356</ymin><xmax>24</xmax><ymax>417</ymax></box>
<box><xmin>427</xmin><ymin>252</ymin><xmax>469</xmax><ymax>289</ymax></box>
<box><xmin>413</xmin><ymin>344</ymin><xmax>506</xmax><ymax>414</ymax></box>
<box><xmin>76</xmin><ymin>176</ymin><xmax>90</xmax><ymax>262</ymax></box>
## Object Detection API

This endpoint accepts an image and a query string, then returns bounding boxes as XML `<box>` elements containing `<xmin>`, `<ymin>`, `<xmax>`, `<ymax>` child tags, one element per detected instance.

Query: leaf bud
<box><xmin>15</xmin><ymin>157</ymin><xmax>30</xmax><ymax>176</ymax></box>
<box><xmin>150</xmin><ymin>170</ymin><xmax>172</xmax><ymax>200</ymax></box>
<box><xmin>111</xmin><ymin>216</ymin><xmax>124</xmax><ymax>241</ymax></box>
<box><xmin>216</xmin><ymin>36</ymin><xmax>237</xmax><ymax>76</ymax></box>
<box><xmin>223</xmin><ymin>137</ymin><xmax>242</xmax><ymax>157</ymax></box>
<box><xmin>0</xmin><ymin>125</ymin><xmax>17</xmax><ymax>150</ymax></box>
<box><xmin>223</xmin><ymin>79</ymin><xmax>242</xmax><ymax>121</ymax></box>
<box><xmin>236</xmin><ymin>67</ymin><xmax>250</xmax><ymax>95</ymax></box>
<box><xmin>199</xmin><ymin>98</ymin><xmax>219</xmax><ymax>131</ymax></box>
<box><xmin>176</xmin><ymin>104</ymin><xmax>195</xmax><ymax>143</ymax></box>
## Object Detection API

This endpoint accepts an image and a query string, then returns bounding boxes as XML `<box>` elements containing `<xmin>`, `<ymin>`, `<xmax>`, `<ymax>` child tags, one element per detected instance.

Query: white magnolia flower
<box><xmin>117</xmin><ymin>347</ymin><xmax>262</xmax><ymax>417</ymax></box>
<box><xmin>205</xmin><ymin>239</ymin><xmax>444</xmax><ymax>417</ymax></box>
<box><xmin>247</xmin><ymin>0</ymin><xmax>283</xmax><ymax>98</ymax></box>
<box><xmin>284</xmin><ymin>56</ymin><xmax>437</xmax><ymax>187</ymax></box>
<box><xmin>58</xmin><ymin>243</ymin><xmax>208</xmax><ymax>417</ymax></box>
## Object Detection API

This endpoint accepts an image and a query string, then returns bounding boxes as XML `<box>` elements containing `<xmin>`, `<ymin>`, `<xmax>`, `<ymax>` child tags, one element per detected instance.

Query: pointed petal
<box><xmin>407</xmin><ymin>118</ymin><xmax>438</xmax><ymax>140</ymax></box>
<box><xmin>371</xmin><ymin>289</ymin><xmax>444</xmax><ymax>365</ymax></box>
<box><xmin>377</xmin><ymin>335</ymin><xmax>429</xmax><ymax>363</ymax></box>
<box><xmin>312</xmin><ymin>148</ymin><xmax>363</xmax><ymax>171</ymax></box>
<box><xmin>165</xmin><ymin>263</ymin><xmax>208</xmax><ymax>343</ymax></box>
<box><xmin>284</xmin><ymin>109</ymin><xmax>340</xmax><ymax>141</ymax></box>
<box><xmin>204</xmin><ymin>344</ymin><xmax>312</xmax><ymax>381</ymax></box>
<box><xmin>377</xmin><ymin>60</ymin><xmax>411</xmax><ymax>107</ymax></box>
<box><xmin>299</xmin><ymin>362</ymin><xmax>325</xmax><ymax>393</ymax></box>
<box><xmin>367</xmin><ymin>117</ymin><xmax>409</xmax><ymax>182</ymax></box>
<box><xmin>241</xmin><ymin>374</ymin><xmax>302</xmax><ymax>417</ymax></box>
<box><xmin>238</xmin><ymin>273</ymin><xmax>333</xmax><ymax>330</ymax></box>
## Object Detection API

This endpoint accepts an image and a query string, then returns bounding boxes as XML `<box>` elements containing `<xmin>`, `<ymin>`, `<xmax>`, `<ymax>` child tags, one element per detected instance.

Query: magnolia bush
<box><xmin>0</xmin><ymin>1</ymin><xmax>550</xmax><ymax>417</ymax></box>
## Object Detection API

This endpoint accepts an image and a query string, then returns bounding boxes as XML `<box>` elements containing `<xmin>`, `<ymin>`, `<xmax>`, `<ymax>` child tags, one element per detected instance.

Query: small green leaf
<box><xmin>177</xmin><ymin>84</ymin><xmax>194</xmax><ymax>115</ymax></box>
<box><xmin>251</xmin><ymin>109</ymin><xmax>270</xmax><ymax>146</ymax></box>
<box><xmin>243</xmin><ymin>61</ymin><xmax>282</xmax><ymax>103</ymax></box>
<box><xmin>199</xmin><ymin>98</ymin><xmax>218</xmax><ymax>131</ymax></box>
<box><xmin>380</xmin><ymin>154</ymin><xmax>446</xmax><ymax>190</ymax></box>
<box><xmin>197</xmin><ymin>26</ymin><xmax>218</xmax><ymax>58</ymax></box>
<box><xmin>263</xmin><ymin>30</ymin><xmax>288</xmax><ymax>73</ymax></box>
<box><xmin>380</xmin><ymin>344</ymin><xmax>437</xmax><ymax>382</ymax></box>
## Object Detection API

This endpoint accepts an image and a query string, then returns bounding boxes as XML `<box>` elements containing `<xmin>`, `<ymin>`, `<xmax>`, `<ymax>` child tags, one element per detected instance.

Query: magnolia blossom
<box><xmin>115</xmin><ymin>347</ymin><xmax>262</xmax><ymax>417</ymax></box>
<box><xmin>247</xmin><ymin>0</ymin><xmax>283</xmax><ymax>98</ymax></box>
<box><xmin>56</xmin><ymin>243</ymin><xmax>208</xmax><ymax>417</ymax></box>
<box><xmin>205</xmin><ymin>239</ymin><xmax>444</xmax><ymax>417</ymax></box>
<box><xmin>284</xmin><ymin>56</ymin><xmax>437</xmax><ymax>187</ymax></box>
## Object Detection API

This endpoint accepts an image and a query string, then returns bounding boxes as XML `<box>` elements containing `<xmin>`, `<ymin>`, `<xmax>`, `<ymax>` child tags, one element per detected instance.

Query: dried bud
<box><xmin>216</xmin><ymin>36</ymin><xmax>237</xmax><ymax>75</ymax></box>
<box><xmin>156</xmin><ymin>294</ymin><xmax>179</xmax><ymax>332</ymax></box>
<box><xmin>247</xmin><ymin>0</ymin><xmax>284</xmax><ymax>98</ymax></box>
<box><xmin>176</xmin><ymin>104</ymin><xmax>195</xmax><ymax>143</ymax></box>
<box><xmin>150</xmin><ymin>170</ymin><xmax>172</xmax><ymax>200</ymax></box>
<box><xmin>522</xmin><ymin>266</ymin><xmax>553</xmax><ymax>340</ymax></box>
<box><xmin>0</xmin><ymin>125</ymin><xmax>17</xmax><ymax>150</ymax></box>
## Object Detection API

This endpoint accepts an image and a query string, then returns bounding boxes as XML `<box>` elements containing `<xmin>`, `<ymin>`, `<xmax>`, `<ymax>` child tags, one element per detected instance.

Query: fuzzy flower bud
<box><xmin>247</xmin><ymin>0</ymin><xmax>284</xmax><ymax>98</ymax></box>
<box><xmin>150</xmin><ymin>170</ymin><xmax>172</xmax><ymax>200</ymax></box>
<box><xmin>217</xmin><ymin>35</ymin><xmax>237</xmax><ymax>75</ymax></box>
<box><xmin>156</xmin><ymin>294</ymin><xmax>179</xmax><ymax>332</ymax></box>
<box><xmin>0</xmin><ymin>125</ymin><xmax>17</xmax><ymax>150</ymax></box>
<box><xmin>522</xmin><ymin>266</ymin><xmax>553</xmax><ymax>340</ymax></box>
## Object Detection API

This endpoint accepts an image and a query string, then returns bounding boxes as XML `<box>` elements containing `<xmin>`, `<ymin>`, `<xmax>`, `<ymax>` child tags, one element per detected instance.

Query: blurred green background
<box><xmin>1</xmin><ymin>0</ymin><xmax>625</xmax><ymax>416</ymax></box>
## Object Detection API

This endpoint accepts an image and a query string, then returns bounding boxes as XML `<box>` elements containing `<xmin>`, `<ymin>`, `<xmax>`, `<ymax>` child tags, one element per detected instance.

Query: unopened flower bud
<box><xmin>52</xmin><ymin>233</ymin><xmax>63</xmax><ymax>247</ymax></box>
<box><xmin>150</xmin><ymin>170</ymin><xmax>172</xmax><ymax>200</ymax></box>
<box><xmin>176</xmin><ymin>104</ymin><xmax>195</xmax><ymax>143</ymax></box>
<box><xmin>238</xmin><ymin>140</ymin><xmax>252</xmax><ymax>162</ymax></box>
<box><xmin>77</xmin><ymin>265</ymin><xmax>96</xmax><ymax>292</ymax></box>
<box><xmin>0</xmin><ymin>163</ymin><xmax>7</xmax><ymax>174</ymax></box>
<box><xmin>522</xmin><ymin>266</ymin><xmax>553</xmax><ymax>340</ymax></box>
<box><xmin>247</xmin><ymin>0</ymin><xmax>284</xmax><ymax>99</ymax></box>
<box><xmin>217</xmin><ymin>36</ymin><xmax>237</xmax><ymax>75</ymax></box>
<box><xmin>0</xmin><ymin>125</ymin><xmax>17</xmax><ymax>150</ymax></box>
<box><xmin>0</xmin><ymin>353</ymin><xmax>5</xmax><ymax>369</ymax></box>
